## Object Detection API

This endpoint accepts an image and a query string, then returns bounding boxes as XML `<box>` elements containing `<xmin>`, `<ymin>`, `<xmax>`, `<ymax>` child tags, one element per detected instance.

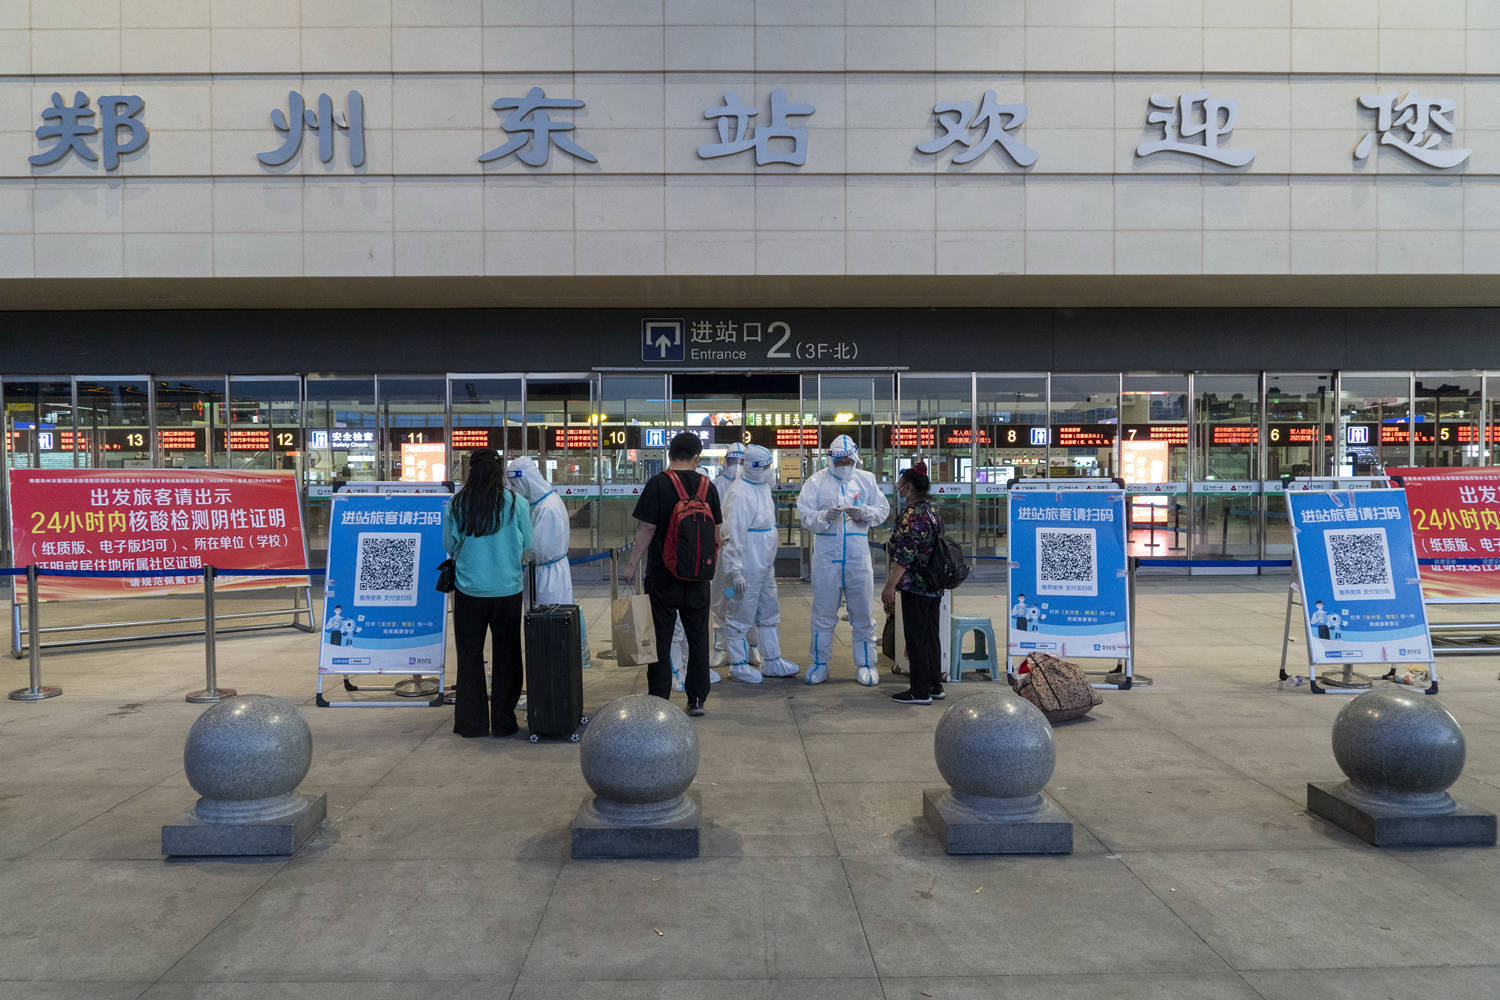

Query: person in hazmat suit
<box><xmin>795</xmin><ymin>434</ymin><xmax>891</xmax><ymax>685</ymax></box>
<box><xmin>505</xmin><ymin>456</ymin><xmax>587</xmax><ymax>668</ymax></box>
<box><xmin>710</xmin><ymin>442</ymin><xmax>758</xmax><ymax>669</ymax></box>
<box><xmin>719</xmin><ymin>444</ymin><xmax>798</xmax><ymax>683</ymax></box>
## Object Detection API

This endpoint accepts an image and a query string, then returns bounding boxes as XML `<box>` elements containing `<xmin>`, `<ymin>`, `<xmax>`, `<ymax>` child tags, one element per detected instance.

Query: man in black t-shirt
<box><xmin>624</xmin><ymin>432</ymin><xmax>723</xmax><ymax>716</ymax></box>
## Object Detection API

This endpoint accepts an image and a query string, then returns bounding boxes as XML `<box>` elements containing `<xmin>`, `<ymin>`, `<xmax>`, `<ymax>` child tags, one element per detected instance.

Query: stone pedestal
<box><xmin>162</xmin><ymin>694</ymin><xmax>324</xmax><ymax>857</ymax></box>
<box><xmin>163</xmin><ymin>793</ymin><xmax>328</xmax><ymax>856</ymax></box>
<box><xmin>1306</xmin><ymin>688</ymin><xmax>1496</xmax><ymax>848</ymax></box>
<box><xmin>923</xmin><ymin>788</ymin><xmax>1073</xmax><ymax>854</ymax></box>
<box><xmin>571</xmin><ymin>791</ymin><xmax>701</xmax><ymax>859</ymax></box>
<box><xmin>926</xmin><ymin>689</ymin><xmax>1073</xmax><ymax>855</ymax></box>
<box><xmin>571</xmin><ymin>693</ymin><xmax>701</xmax><ymax>859</ymax></box>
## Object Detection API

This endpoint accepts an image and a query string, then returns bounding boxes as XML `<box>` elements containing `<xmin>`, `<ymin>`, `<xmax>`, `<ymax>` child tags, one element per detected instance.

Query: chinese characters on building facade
<box><xmin>26</xmin><ymin>86</ymin><xmax>1473</xmax><ymax>173</ymax></box>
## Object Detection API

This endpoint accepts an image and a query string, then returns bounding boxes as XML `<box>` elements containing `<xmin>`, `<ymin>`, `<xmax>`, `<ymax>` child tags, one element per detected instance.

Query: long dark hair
<box><xmin>451</xmin><ymin>449</ymin><xmax>513</xmax><ymax>536</ymax></box>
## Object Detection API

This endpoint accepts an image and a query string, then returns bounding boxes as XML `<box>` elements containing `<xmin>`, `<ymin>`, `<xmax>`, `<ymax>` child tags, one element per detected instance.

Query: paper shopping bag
<box><xmin>611</xmin><ymin>591</ymin><xmax>658</xmax><ymax>666</ymax></box>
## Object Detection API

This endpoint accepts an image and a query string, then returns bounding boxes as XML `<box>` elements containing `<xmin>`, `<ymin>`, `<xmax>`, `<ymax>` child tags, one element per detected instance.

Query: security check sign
<box><xmin>1006</xmin><ymin>490</ymin><xmax>1130</xmax><ymax>659</ymax></box>
<box><xmin>1287</xmin><ymin>489</ymin><xmax>1432</xmax><ymax>665</ymax></box>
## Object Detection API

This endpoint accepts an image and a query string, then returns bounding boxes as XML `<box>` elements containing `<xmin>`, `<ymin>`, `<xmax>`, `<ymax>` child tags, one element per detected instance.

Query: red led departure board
<box><xmin>227</xmin><ymin>428</ymin><xmax>271</xmax><ymax>450</ymax></box>
<box><xmin>943</xmin><ymin>428</ymin><xmax>993</xmax><ymax>447</ymax></box>
<box><xmin>774</xmin><ymin>427</ymin><xmax>821</xmax><ymax>448</ymax></box>
<box><xmin>1210</xmin><ymin>426</ymin><xmax>1259</xmax><ymax>445</ymax></box>
<box><xmin>451</xmin><ymin>428</ymin><xmax>491</xmax><ymax>449</ymax></box>
<box><xmin>1267</xmin><ymin>424</ymin><xmax>1319</xmax><ymax>444</ymax></box>
<box><xmin>1054</xmin><ymin>425</ymin><xmax>1115</xmax><ymax>448</ymax></box>
<box><xmin>156</xmin><ymin>429</ymin><xmax>204</xmax><ymax>451</ymax></box>
<box><xmin>888</xmin><ymin>426</ymin><xmax>936</xmax><ymax>448</ymax></box>
<box><xmin>550</xmin><ymin>427</ymin><xmax>599</xmax><ymax>449</ymax></box>
<box><xmin>1122</xmin><ymin>424</ymin><xmax>1188</xmax><ymax>445</ymax></box>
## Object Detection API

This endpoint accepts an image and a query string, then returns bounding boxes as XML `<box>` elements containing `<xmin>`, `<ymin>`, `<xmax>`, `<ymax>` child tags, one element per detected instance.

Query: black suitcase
<box><xmin>524</xmin><ymin>603</ymin><xmax>586</xmax><ymax>742</ymax></box>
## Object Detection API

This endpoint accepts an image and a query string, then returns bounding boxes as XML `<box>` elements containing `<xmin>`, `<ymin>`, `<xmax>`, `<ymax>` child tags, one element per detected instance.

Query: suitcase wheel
<box><xmin>580</xmin><ymin>715</ymin><xmax>590</xmax><ymax>726</ymax></box>
<box><xmin>528</xmin><ymin>733</ymin><xmax>540</xmax><ymax>744</ymax></box>
<box><xmin>568</xmin><ymin>732</ymin><xmax>580</xmax><ymax>743</ymax></box>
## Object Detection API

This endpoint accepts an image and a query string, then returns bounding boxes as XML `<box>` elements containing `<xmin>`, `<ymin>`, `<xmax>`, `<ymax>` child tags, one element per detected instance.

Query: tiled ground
<box><xmin>1</xmin><ymin>576</ymin><xmax>1498</xmax><ymax>999</ymax></box>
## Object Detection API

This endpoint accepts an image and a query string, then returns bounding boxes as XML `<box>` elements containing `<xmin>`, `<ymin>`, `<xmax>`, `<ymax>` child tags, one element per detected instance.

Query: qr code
<box><xmin>1036</xmin><ymin>527</ymin><xmax>1097</xmax><ymax>597</ymax></box>
<box><xmin>1323</xmin><ymin>528</ymin><xmax>1394</xmax><ymax>602</ymax></box>
<box><xmin>354</xmin><ymin>532</ymin><xmax>421</xmax><ymax>606</ymax></box>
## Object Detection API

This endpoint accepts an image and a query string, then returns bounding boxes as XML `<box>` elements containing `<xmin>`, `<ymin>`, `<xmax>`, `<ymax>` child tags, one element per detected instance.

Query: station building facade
<box><xmin>1</xmin><ymin>1</ymin><xmax>1497</xmax><ymax>570</ymax></box>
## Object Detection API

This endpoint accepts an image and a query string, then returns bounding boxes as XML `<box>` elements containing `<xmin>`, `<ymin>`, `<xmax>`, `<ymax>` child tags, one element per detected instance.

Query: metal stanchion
<box><xmin>9</xmin><ymin>566</ymin><xmax>61</xmax><ymax>702</ymax></box>
<box><xmin>186</xmin><ymin>566</ymin><xmax>236</xmax><ymax>704</ymax></box>
<box><xmin>597</xmin><ymin>547</ymin><xmax>620</xmax><ymax>661</ymax></box>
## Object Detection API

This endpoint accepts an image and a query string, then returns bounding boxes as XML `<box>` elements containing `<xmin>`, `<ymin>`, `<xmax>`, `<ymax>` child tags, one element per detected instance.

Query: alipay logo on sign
<box><xmin>642</xmin><ymin>318</ymin><xmax>684</xmax><ymax>362</ymax></box>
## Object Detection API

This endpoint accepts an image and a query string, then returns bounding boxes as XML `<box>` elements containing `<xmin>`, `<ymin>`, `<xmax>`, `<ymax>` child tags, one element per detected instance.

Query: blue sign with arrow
<box><xmin>641</xmin><ymin>318</ymin><xmax>684</xmax><ymax>362</ymax></box>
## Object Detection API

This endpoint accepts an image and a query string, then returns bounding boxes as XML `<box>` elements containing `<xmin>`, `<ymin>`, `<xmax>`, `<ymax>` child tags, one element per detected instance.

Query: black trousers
<box><xmin>901</xmin><ymin>590</ymin><xmax>944</xmax><ymax>699</ymax></box>
<box><xmin>647</xmin><ymin>573</ymin><xmax>711</xmax><ymax>706</ymax></box>
<box><xmin>452</xmin><ymin>590</ymin><xmax>523</xmax><ymax>737</ymax></box>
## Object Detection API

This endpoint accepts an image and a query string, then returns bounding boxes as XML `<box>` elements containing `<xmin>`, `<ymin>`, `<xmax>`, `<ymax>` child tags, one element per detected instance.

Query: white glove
<box><xmin>731</xmin><ymin>572</ymin><xmax>746</xmax><ymax>593</ymax></box>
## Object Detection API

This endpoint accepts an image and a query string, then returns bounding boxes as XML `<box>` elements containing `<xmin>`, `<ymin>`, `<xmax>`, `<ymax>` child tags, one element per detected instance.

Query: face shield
<box><xmin>741</xmin><ymin>445</ymin><xmax>774</xmax><ymax>485</ymax></box>
<box><xmin>827</xmin><ymin>434</ymin><xmax>859</xmax><ymax>478</ymax></box>
<box><xmin>722</xmin><ymin>443</ymin><xmax>746</xmax><ymax>480</ymax></box>
<box><xmin>504</xmin><ymin>456</ymin><xmax>550</xmax><ymax>502</ymax></box>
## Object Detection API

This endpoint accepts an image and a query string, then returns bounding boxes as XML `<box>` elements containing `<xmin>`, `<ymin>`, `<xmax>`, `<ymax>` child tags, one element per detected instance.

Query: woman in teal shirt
<box><xmin>443</xmin><ymin>448</ymin><xmax>533</xmax><ymax>737</ymax></box>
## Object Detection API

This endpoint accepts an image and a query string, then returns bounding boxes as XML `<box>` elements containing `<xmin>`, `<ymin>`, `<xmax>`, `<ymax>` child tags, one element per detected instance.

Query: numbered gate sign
<box><xmin>1006</xmin><ymin>490</ymin><xmax>1131</xmax><ymax>659</ymax></box>
<box><xmin>1286</xmin><ymin>488</ymin><xmax>1432</xmax><ymax>666</ymax></box>
<box><xmin>319</xmin><ymin>492</ymin><xmax>450</xmax><ymax>674</ymax></box>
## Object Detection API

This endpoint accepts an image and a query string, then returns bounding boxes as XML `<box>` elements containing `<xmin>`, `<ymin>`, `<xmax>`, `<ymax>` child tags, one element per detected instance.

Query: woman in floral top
<box><xmin>881</xmin><ymin>464</ymin><xmax>944</xmax><ymax>705</ymax></box>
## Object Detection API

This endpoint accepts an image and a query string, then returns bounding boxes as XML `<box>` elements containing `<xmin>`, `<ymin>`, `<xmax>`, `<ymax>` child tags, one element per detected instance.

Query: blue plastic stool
<box><xmin>948</xmin><ymin>616</ymin><xmax>1000</xmax><ymax>682</ymax></box>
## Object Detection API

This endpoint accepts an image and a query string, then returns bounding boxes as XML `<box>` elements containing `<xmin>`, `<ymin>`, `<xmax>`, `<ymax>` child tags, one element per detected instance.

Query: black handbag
<box><xmin>435</xmin><ymin>534</ymin><xmax>465</xmax><ymax>593</ymax></box>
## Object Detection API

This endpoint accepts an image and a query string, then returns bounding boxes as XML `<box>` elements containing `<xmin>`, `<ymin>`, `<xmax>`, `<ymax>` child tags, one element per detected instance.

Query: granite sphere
<box><xmin>935</xmin><ymin>690</ymin><xmax>1055</xmax><ymax>800</ymax></box>
<box><xmin>580</xmin><ymin>694</ymin><xmax>700</xmax><ymax>805</ymax></box>
<box><xmin>1332</xmin><ymin>688</ymin><xmax>1465</xmax><ymax>796</ymax></box>
<box><xmin>184</xmin><ymin>695</ymin><xmax>313</xmax><ymax>802</ymax></box>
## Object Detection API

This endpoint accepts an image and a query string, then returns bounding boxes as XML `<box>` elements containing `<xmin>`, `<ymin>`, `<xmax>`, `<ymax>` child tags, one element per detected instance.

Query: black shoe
<box><xmin>687</xmin><ymin>698</ymin><xmax>706</xmax><ymax>718</ymax></box>
<box><xmin>890</xmin><ymin>690</ymin><xmax>931</xmax><ymax>705</ymax></box>
<box><xmin>930</xmin><ymin>686</ymin><xmax>946</xmax><ymax>701</ymax></box>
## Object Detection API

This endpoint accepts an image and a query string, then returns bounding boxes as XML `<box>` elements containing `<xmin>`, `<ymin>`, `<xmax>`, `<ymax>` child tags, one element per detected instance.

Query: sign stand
<box><xmin>1281</xmin><ymin>486</ymin><xmax>1438</xmax><ymax>695</ymax></box>
<box><xmin>315</xmin><ymin>489</ymin><xmax>452</xmax><ymax>708</ymax></box>
<box><xmin>319</xmin><ymin>481</ymin><xmax>454</xmax><ymax>706</ymax></box>
<box><xmin>1004</xmin><ymin>479</ymin><xmax>1141</xmax><ymax>691</ymax></box>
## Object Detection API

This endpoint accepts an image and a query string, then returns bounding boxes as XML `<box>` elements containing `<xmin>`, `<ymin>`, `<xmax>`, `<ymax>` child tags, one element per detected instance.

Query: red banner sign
<box><xmin>7</xmin><ymin>469</ymin><xmax>310</xmax><ymax>602</ymax></box>
<box><xmin>1389</xmin><ymin>467</ymin><xmax>1500</xmax><ymax>602</ymax></box>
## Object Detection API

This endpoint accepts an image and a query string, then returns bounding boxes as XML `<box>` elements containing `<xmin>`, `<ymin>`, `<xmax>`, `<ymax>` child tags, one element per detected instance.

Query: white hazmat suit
<box><xmin>710</xmin><ymin>443</ymin><xmax>758</xmax><ymax>668</ymax></box>
<box><xmin>506</xmin><ymin>456</ymin><xmax>587</xmax><ymax>668</ymax></box>
<box><xmin>796</xmin><ymin>435</ymin><xmax>890</xmax><ymax>685</ymax></box>
<box><xmin>720</xmin><ymin>445</ymin><xmax>798</xmax><ymax>683</ymax></box>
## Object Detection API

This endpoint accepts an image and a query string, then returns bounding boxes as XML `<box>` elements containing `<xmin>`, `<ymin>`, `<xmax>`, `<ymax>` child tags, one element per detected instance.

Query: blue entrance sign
<box><xmin>1006</xmin><ymin>490</ymin><xmax>1130</xmax><ymax>659</ymax></box>
<box><xmin>641</xmin><ymin>318</ymin><xmax>684</xmax><ymax>361</ymax></box>
<box><xmin>318</xmin><ymin>492</ymin><xmax>449</xmax><ymax>674</ymax></box>
<box><xmin>1287</xmin><ymin>488</ymin><xmax>1432</xmax><ymax>665</ymax></box>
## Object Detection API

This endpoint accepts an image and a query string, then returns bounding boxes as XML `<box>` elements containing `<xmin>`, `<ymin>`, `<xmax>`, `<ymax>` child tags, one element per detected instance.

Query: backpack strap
<box><xmin>693</xmin><ymin>474</ymin><xmax>710</xmax><ymax>501</ymax></box>
<box><xmin>664</xmin><ymin>469</ymin><xmax>689</xmax><ymax>501</ymax></box>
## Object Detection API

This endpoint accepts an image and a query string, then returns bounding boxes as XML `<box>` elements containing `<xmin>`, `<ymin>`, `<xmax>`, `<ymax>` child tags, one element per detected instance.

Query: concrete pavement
<box><xmin>1</xmin><ymin>576</ymin><xmax>1499</xmax><ymax>999</ymax></box>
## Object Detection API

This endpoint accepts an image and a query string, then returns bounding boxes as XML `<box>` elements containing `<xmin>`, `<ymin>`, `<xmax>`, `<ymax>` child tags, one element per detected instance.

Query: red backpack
<box><xmin>660</xmin><ymin>470</ymin><xmax>718</xmax><ymax>581</ymax></box>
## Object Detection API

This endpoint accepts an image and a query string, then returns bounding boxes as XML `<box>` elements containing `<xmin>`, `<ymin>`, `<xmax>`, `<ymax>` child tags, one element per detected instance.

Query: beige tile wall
<box><xmin>0</xmin><ymin>2</ymin><xmax>1494</xmax><ymax>279</ymax></box>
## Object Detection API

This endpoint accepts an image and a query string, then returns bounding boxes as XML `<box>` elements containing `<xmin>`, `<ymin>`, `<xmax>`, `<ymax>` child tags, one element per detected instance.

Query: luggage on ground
<box><xmin>524</xmin><ymin>603</ymin><xmax>585</xmax><ymax>740</ymax></box>
<box><xmin>1015</xmin><ymin>652</ymin><xmax>1101</xmax><ymax>723</ymax></box>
